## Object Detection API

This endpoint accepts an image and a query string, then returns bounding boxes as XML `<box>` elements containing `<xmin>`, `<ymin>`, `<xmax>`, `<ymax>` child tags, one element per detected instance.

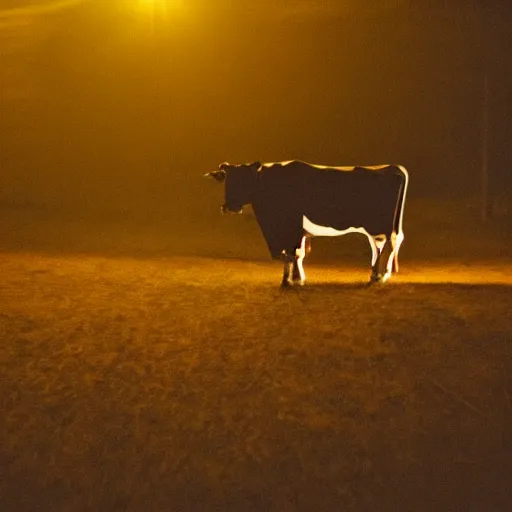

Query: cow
<box><xmin>205</xmin><ymin>160</ymin><xmax>409</xmax><ymax>286</ymax></box>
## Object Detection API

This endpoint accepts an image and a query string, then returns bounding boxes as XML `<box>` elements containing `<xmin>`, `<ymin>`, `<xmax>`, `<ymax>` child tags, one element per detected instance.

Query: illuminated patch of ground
<box><xmin>1</xmin><ymin>252</ymin><xmax>511</xmax><ymax>511</ymax></box>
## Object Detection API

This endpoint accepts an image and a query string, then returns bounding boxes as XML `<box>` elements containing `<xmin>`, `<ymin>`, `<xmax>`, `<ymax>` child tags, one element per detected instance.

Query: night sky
<box><xmin>1</xmin><ymin>0</ymin><xmax>511</xmax><ymax>213</ymax></box>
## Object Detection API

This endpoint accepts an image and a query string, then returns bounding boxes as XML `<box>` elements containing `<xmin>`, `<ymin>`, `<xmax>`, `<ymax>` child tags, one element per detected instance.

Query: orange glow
<box><xmin>135</xmin><ymin>0</ymin><xmax>184</xmax><ymax>16</ymax></box>
<box><xmin>0</xmin><ymin>0</ymin><xmax>84</xmax><ymax>21</ymax></box>
<box><xmin>130</xmin><ymin>0</ymin><xmax>187</xmax><ymax>33</ymax></box>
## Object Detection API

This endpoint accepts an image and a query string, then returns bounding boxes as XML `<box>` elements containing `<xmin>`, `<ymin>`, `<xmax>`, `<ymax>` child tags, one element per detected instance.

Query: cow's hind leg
<box><xmin>381</xmin><ymin>238</ymin><xmax>395</xmax><ymax>281</ymax></box>
<box><xmin>392</xmin><ymin>231</ymin><xmax>404</xmax><ymax>273</ymax></box>
<box><xmin>368</xmin><ymin>235</ymin><xmax>379</xmax><ymax>269</ymax></box>
<box><xmin>370</xmin><ymin>234</ymin><xmax>396</xmax><ymax>283</ymax></box>
<box><xmin>370</xmin><ymin>235</ymin><xmax>386</xmax><ymax>283</ymax></box>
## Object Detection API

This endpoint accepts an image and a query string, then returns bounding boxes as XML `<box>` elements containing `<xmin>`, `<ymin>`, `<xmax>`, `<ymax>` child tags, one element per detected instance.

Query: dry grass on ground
<box><xmin>1</xmin><ymin>252</ymin><xmax>511</xmax><ymax>511</ymax></box>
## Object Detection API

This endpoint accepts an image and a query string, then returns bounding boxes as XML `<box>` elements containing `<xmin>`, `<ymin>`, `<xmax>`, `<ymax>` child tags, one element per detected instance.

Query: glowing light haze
<box><xmin>0</xmin><ymin>0</ymin><xmax>84</xmax><ymax>21</ymax></box>
<box><xmin>0</xmin><ymin>0</ymin><xmax>511</xmax><ymax>213</ymax></box>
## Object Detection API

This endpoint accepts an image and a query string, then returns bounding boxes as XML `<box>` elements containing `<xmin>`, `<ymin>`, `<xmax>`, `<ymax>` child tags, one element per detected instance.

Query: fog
<box><xmin>1</xmin><ymin>0</ymin><xmax>511</xmax><ymax>218</ymax></box>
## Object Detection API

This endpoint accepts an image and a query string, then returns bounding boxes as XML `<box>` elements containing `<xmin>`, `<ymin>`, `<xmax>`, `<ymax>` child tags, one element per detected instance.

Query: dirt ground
<box><xmin>1</xmin><ymin>250</ymin><xmax>511</xmax><ymax>511</ymax></box>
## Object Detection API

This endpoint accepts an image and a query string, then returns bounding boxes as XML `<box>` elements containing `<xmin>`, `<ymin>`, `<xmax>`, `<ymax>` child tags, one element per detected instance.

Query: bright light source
<box><xmin>131</xmin><ymin>0</ymin><xmax>187</xmax><ymax>34</ymax></box>
<box><xmin>136</xmin><ymin>0</ymin><xmax>184</xmax><ymax>15</ymax></box>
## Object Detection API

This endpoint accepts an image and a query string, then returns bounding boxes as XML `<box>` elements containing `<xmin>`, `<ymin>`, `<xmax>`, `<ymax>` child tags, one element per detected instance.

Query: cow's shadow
<box><xmin>279</xmin><ymin>281</ymin><xmax>372</xmax><ymax>292</ymax></box>
<box><xmin>278</xmin><ymin>281</ymin><xmax>512</xmax><ymax>294</ymax></box>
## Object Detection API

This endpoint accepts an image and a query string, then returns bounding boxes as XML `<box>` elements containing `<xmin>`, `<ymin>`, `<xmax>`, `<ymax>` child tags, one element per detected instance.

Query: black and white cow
<box><xmin>206</xmin><ymin>160</ymin><xmax>409</xmax><ymax>286</ymax></box>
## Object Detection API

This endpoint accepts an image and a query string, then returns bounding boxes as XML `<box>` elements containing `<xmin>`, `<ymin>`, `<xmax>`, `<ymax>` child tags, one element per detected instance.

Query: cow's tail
<box><xmin>392</xmin><ymin>165</ymin><xmax>409</xmax><ymax>272</ymax></box>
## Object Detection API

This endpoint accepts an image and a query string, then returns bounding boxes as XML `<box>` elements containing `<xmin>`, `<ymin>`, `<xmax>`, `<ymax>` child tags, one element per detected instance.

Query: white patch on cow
<box><xmin>303</xmin><ymin>216</ymin><xmax>370</xmax><ymax>238</ymax></box>
<box><xmin>303</xmin><ymin>216</ymin><xmax>390</xmax><ymax>267</ymax></box>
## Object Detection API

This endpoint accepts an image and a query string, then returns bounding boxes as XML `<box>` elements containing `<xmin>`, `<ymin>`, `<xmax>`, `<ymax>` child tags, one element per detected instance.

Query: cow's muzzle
<box><xmin>221</xmin><ymin>204</ymin><xmax>243</xmax><ymax>215</ymax></box>
<box><xmin>204</xmin><ymin>170</ymin><xmax>226</xmax><ymax>182</ymax></box>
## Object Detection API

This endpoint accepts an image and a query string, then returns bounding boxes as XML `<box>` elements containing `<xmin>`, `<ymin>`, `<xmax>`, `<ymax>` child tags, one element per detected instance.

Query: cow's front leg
<box><xmin>392</xmin><ymin>231</ymin><xmax>404</xmax><ymax>273</ymax></box>
<box><xmin>292</xmin><ymin>235</ymin><xmax>307</xmax><ymax>285</ymax></box>
<box><xmin>371</xmin><ymin>235</ymin><xmax>385</xmax><ymax>282</ymax></box>
<box><xmin>281</xmin><ymin>257</ymin><xmax>294</xmax><ymax>287</ymax></box>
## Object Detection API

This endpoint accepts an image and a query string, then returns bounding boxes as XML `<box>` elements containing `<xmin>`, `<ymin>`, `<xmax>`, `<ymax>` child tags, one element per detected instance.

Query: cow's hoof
<box><xmin>280</xmin><ymin>280</ymin><xmax>294</xmax><ymax>288</ymax></box>
<box><xmin>293</xmin><ymin>279</ymin><xmax>306</xmax><ymax>287</ymax></box>
<box><xmin>370</xmin><ymin>273</ymin><xmax>390</xmax><ymax>285</ymax></box>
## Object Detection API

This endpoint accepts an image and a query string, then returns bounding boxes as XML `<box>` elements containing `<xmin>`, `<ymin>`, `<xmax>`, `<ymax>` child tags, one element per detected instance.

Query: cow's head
<box><xmin>205</xmin><ymin>161</ymin><xmax>260</xmax><ymax>214</ymax></box>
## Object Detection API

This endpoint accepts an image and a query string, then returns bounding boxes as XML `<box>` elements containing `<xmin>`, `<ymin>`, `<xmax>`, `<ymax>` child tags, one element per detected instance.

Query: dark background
<box><xmin>1</xmin><ymin>0</ymin><xmax>511</xmax><ymax>218</ymax></box>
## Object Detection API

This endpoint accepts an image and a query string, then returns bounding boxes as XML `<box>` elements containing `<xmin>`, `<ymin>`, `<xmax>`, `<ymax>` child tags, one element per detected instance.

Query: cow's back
<box><xmin>301</xmin><ymin>164</ymin><xmax>405</xmax><ymax>236</ymax></box>
<box><xmin>250</xmin><ymin>161</ymin><xmax>405</xmax><ymax>257</ymax></box>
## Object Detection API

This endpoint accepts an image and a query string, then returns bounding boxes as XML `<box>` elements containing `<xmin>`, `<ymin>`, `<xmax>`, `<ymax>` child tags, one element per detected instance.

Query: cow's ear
<box><xmin>219</xmin><ymin>162</ymin><xmax>229</xmax><ymax>171</ymax></box>
<box><xmin>205</xmin><ymin>170</ymin><xmax>226</xmax><ymax>182</ymax></box>
<box><xmin>251</xmin><ymin>161</ymin><xmax>261</xmax><ymax>169</ymax></box>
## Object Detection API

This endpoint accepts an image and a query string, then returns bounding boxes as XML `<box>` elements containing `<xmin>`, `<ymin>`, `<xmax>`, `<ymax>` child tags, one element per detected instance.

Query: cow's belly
<box><xmin>303</xmin><ymin>215</ymin><xmax>373</xmax><ymax>238</ymax></box>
